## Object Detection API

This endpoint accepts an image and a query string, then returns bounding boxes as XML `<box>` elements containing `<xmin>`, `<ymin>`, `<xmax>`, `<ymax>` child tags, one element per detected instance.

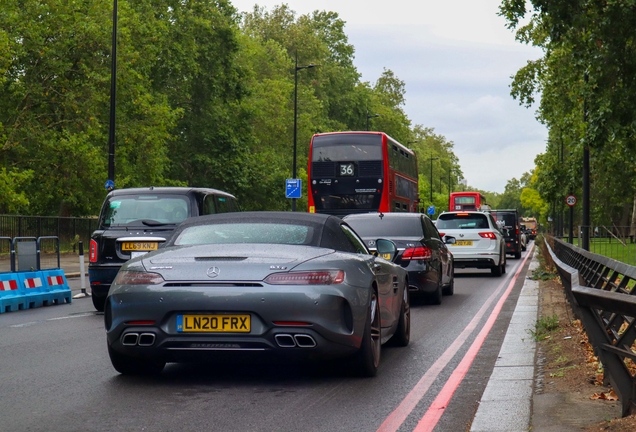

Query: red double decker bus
<box><xmin>449</xmin><ymin>191</ymin><xmax>488</xmax><ymax>211</ymax></box>
<box><xmin>307</xmin><ymin>132</ymin><xmax>418</xmax><ymax>216</ymax></box>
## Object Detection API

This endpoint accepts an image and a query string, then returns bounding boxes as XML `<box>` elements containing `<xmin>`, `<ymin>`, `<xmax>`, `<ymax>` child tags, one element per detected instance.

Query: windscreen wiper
<box><xmin>140</xmin><ymin>219</ymin><xmax>177</xmax><ymax>227</ymax></box>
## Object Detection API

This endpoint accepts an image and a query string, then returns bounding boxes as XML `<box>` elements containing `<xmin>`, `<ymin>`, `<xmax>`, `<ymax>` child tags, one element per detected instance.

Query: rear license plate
<box><xmin>453</xmin><ymin>240</ymin><xmax>473</xmax><ymax>246</ymax></box>
<box><xmin>177</xmin><ymin>315</ymin><xmax>251</xmax><ymax>333</ymax></box>
<box><xmin>122</xmin><ymin>242</ymin><xmax>158</xmax><ymax>251</ymax></box>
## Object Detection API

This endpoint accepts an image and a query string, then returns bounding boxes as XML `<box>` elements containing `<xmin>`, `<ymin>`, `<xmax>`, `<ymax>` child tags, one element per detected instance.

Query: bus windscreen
<box><xmin>455</xmin><ymin>197</ymin><xmax>475</xmax><ymax>204</ymax></box>
<box><xmin>311</xmin><ymin>134</ymin><xmax>382</xmax><ymax>162</ymax></box>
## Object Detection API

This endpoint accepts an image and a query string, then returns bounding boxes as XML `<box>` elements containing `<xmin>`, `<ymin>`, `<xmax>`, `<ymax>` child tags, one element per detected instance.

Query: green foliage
<box><xmin>0</xmin><ymin>1</ymin><xmax>466</xmax><ymax>215</ymax></box>
<box><xmin>0</xmin><ymin>168</ymin><xmax>33</xmax><ymax>213</ymax></box>
<box><xmin>530</xmin><ymin>268</ymin><xmax>557</xmax><ymax>281</ymax></box>
<box><xmin>409</xmin><ymin>126</ymin><xmax>463</xmax><ymax>213</ymax></box>
<box><xmin>499</xmin><ymin>0</ymin><xmax>636</xmax><ymax>228</ymax></box>
<box><xmin>528</xmin><ymin>314</ymin><xmax>559</xmax><ymax>341</ymax></box>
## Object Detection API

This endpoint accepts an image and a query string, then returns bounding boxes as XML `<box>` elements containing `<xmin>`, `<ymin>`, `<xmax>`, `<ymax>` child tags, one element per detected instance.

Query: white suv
<box><xmin>435</xmin><ymin>211</ymin><xmax>506</xmax><ymax>276</ymax></box>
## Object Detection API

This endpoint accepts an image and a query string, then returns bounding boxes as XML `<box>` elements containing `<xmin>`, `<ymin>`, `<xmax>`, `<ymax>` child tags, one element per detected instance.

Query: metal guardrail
<box><xmin>0</xmin><ymin>215</ymin><xmax>97</xmax><ymax>252</ymax></box>
<box><xmin>553</xmin><ymin>225</ymin><xmax>636</xmax><ymax>265</ymax></box>
<box><xmin>545</xmin><ymin>235</ymin><xmax>636</xmax><ymax>416</ymax></box>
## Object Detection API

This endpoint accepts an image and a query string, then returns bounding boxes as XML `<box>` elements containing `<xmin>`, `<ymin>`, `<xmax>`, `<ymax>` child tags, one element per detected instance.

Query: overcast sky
<box><xmin>230</xmin><ymin>0</ymin><xmax>547</xmax><ymax>193</ymax></box>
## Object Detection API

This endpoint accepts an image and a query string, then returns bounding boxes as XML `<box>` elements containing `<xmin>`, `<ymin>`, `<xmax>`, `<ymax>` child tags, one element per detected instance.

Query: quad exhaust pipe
<box><xmin>121</xmin><ymin>332</ymin><xmax>156</xmax><ymax>347</ymax></box>
<box><xmin>274</xmin><ymin>333</ymin><xmax>316</xmax><ymax>348</ymax></box>
<box><xmin>294</xmin><ymin>334</ymin><xmax>317</xmax><ymax>348</ymax></box>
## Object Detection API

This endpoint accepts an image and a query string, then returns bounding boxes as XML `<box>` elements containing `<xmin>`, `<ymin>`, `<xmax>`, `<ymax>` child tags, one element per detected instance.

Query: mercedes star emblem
<box><xmin>206</xmin><ymin>266</ymin><xmax>220</xmax><ymax>278</ymax></box>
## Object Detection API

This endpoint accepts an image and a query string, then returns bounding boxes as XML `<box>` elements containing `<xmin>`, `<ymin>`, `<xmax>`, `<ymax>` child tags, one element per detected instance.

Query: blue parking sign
<box><xmin>427</xmin><ymin>205</ymin><xmax>435</xmax><ymax>216</ymax></box>
<box><xmin>286</xmin><ymin>179</ymin><xmax>302</xmax><ymax>199</ymax></box>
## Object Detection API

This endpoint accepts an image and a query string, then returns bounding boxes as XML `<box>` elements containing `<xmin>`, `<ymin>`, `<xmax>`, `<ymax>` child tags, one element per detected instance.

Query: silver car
<box><xmin>435</xmin><ymin>211</ymin><xmax>506</xmax><ymax>276</ymax></box>
<box><xmin>105</xmin><ymin>212</ymin><xmax>410</xmax><ymax>376</ymax></box>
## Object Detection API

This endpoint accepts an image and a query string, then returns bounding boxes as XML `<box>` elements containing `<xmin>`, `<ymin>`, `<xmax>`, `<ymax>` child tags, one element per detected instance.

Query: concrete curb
<box><xmin>470</xmin><ymin>249</ymin><xmax>539</xmax><ymax>431</ymax></box>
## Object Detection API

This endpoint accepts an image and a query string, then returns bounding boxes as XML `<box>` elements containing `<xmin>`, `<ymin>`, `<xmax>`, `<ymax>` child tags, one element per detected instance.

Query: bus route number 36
<box><xmin>339</xmin><ymin>163</ymin><xmax>354</xmax><ymax>176</ymax></box>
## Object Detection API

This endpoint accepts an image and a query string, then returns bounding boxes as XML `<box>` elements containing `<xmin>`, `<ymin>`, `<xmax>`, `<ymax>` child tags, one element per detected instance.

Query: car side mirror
<box><xmin>375</xmin><ymin>238</ymin><xmax>397</xmax><ymax>262</ymax></box>
<box><xmin>444</xmin><ymin>236</ymin><xmax>456</xmax><ymax>245</ymax></box>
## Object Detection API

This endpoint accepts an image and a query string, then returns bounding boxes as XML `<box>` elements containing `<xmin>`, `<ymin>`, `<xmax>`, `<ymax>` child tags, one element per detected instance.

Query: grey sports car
<box><xmin>105</xmin><ymin>212</ymin><xmax>410</xmax><ymax>376</ymax></box>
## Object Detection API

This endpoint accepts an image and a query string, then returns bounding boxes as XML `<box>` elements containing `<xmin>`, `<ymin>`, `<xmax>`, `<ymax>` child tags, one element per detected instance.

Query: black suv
<box><xmin>88</xmin><ymin>187</ymin><xmax>239</xmax><ymax>311</ymax></box>
<box><xmin>490</xmin><ymin>209</ymin><xmax>522</xmax><ymax>259</ymax></box>
<box><xmin>343</xmin><ymin>212</ymin><xmax>455</xmax><ymax>305</ymax></box>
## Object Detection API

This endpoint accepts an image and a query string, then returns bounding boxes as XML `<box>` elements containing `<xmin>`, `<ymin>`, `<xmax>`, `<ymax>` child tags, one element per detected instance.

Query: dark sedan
<box><xmin>344</xmin><ymin>213</ymin><xmax>455</xmax><ymax>304</ymax></box>
<box><xmin>105</xmin><ymin>212</ymin><xmax>410</xmax><ymax>377</ymax></box>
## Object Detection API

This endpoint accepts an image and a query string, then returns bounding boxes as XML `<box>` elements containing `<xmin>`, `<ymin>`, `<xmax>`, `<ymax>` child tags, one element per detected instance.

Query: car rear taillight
<box><xmin>479</xmin><ymin>232</ymin><xmax>497</xmax><ymax>239</ymax></box>
<box><xmin>272</xmin><ymin>321</ymin><xmax>312</xmax><ymax>326</ymax></box>
<box><xmin>264</xmin><ymin>270</ymin><xmax>345</xmax><ymax>285</ymax></box>
<box><xmin>113</xmin><ymin>271</ymin><xmax>165</xmax><ymax>285</ymax></box>
<box><xmin>126</xmin><ymin>320</ymin><xmax>156</xmax><ymax>325</ymax></box>
<box><xmin>402</xmin><ymin>246</ymin><xmax>432</xmax><ymax>260</ymax></box>
<box><xmin>438</xmin><ymin>233</ymin><xmax>445</xmax><ymax>237</ymax></box>
<box><xmin>89</xmin><ymin>239</ymin><xmax>98</xmax><ymax>263</ymax></box>
<box><xmin>516</xmin><ymin>228</ymin><xmax>519</xmax><ymax>235</ymax></box>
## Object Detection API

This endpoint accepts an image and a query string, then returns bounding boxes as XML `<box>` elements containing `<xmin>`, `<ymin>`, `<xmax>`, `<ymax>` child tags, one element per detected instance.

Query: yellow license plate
<box><xmin>122</xmin><ymin>242</ymin><xmax>159</xmax><ymax>251</ymax></box>
<box><xmin>177</xmin><ymin>314</ymin><xmax>251</xmax><ymax>333</ymax></box>
<box><xmin>453</xmin><ymin>240</ymin><xmax>473</xmax><ymax>246</ymax></box>
<box><xmin>381</xmin><ymin>253</ymin><xmax>391</xmax><ymax>260</ymax></box>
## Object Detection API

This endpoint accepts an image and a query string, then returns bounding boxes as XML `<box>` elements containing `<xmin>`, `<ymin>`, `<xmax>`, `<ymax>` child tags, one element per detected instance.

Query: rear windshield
<box><xmin>175</xmin><ymin>223</ymin><xmax>315</xmax><ymax>246</ymax></box>
<box><xmin>436</xmin><ymin>214</ymin><xmax>490</xmax><ymax>230</ymax></box>
<box><xmin>346</xmin><ymin>216</ymin><xmax>423</xmax><ymax>237</ymax></box>
<box><xmin>491</xmin><ymin>212</ymin><xmax>517</xmax><ymax>229</ymax></box>
<box><xmin>100</xmin><ymin>195</ymin><xmax>190</xmax><ymax>227</ymax></box>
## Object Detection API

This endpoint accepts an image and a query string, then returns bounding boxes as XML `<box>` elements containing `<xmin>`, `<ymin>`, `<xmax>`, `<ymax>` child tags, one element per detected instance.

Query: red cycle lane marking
<box><xmin>413</xmin><ymin>245</ymin><xmax>534</xmax><ymax>432</ymax></box>
<box><xmin>377</xmin><ymin>245</ymin><xmax>534</xmax><ymax>432</ymax></box>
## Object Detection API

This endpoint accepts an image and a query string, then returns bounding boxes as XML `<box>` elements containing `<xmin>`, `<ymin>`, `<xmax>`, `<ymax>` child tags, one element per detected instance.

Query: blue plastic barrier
<box><xmin>41</xmin><ymin>269</ymin><xmax>72</xmax><ymax>305</ymax></box>
<box><xmin>0</xmin><ymin>236</ymin><xmax>74</xmax><ymax>313</ymax></box>
<box><xmin>0</xmin><ymin>272</ymin><xmax>27</xmax><ymax>313</ymax></box>
<box><xmin>17</xmin><ymin>271</ymin><xmax>52</xmax><ymax>308</ymax></box>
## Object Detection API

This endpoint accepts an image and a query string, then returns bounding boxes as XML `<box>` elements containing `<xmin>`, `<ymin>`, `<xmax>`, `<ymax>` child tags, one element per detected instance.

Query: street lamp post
<box><xmin>429</xmin><ymin>155</ymin><xmax>439</xmax><ymax>203</ymax></box>
<box><xmin>448</xmin><ymin>168</ymin><xmax>453</xmax><ymax>210</ymax></box>
<box><xmin>107</xmin><ymin>0</ymin><xmax>118</xmax><ymax>190</ymax></box>
<box><xmin>292</xmin><ymin>53</ymin><xmax>315</xmax><ymax>212</ymax></box>
<box><xmin>366</xmin><ymin>110</ymin><xmax>380</xmax><ymax>131</ymax></box>
<box><xmin>582</xmin><ymin>71</ymin><xmax>590</xmax><ymax>250</ymax></box>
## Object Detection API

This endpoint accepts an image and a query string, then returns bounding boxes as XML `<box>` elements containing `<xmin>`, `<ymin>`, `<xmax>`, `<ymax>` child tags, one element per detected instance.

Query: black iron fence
<box><xmin>0</xmin><ymin>215</ymin><xmax>97</xmax><ymax>254</ymax></box>
<box><xmin>545</xmin><ymin>235</ymin><xmax>636</xmax><ymax>417</ymax></box>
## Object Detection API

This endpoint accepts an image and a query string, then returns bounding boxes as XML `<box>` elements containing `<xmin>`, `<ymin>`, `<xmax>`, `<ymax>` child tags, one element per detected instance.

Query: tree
<box><xmin>500</xmin><ymin>0</ymin><xmax>636</xmax><ymax>231</ymax></box>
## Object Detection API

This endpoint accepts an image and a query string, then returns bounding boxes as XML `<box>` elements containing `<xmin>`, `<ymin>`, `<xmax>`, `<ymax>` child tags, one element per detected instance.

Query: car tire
<box><xmin>92</xmin><ymin>293</ymin><xmax>106</xmax><ymax>312</ymax></box>
<box><xmin>390</xmin><ymin>284</ymin><xmax>410</xmax><ymax>347</ymax></box>
<box><xmin>491</xmin><ymin>251</ymin><xmax>503</xmax><ymax>277</ymax></box>
<box><xmin>351</xmin><ymin>289</ymin><xmax>381</xmax><ymax>377</ymax></box>
<box><xmin>514</xmin><ymin>249</ymin><xmax>521</xmax><ymax>259</ymax></box>
<box><xmin>108</xmin><ymin>345</ymin><xmax>165</xmax><ymax>376</ymax></box>
<box><xmin>429</xmin><ymin>275</ymin><xmax>443</xmax><ymax>305</ymax></box>
<box><xmin>443</xmin><ymin>274</ymin><xmax>454</xmax><ymax>296</ymax></box>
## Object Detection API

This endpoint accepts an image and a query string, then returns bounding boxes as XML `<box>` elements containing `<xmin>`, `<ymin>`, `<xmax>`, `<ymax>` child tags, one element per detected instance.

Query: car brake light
<box><xmin>402</xmin><ymin>246</ymin><xmax>432</xmax><ymax>260</ymax></box>
<box><xmin>113</xmin><ymin>271</ymin><xmax>165</xmax><ymax>285</ymax></box>
<box><xmin>264</xmin><ymin>270</ymin><xmax>345</xmax><ymax>285</ymax></box>
<box><xmin>272</xmin><ymin>321</ymin><xmax>312</xmax><ymax>326</ymax></box>
<box><xmin>516</xmin><ymin>228</ymin><xmax>519</xmax><ymax>235</ymax></box>
<box><xmin>89</xmin><ymin>239</ymin><xmax>98</xmax><ymax>263</ymax></box>
<box><xmin>438</xmin><ymin>233</ymin><xmax>445</xmax><ymax>237</ymax></box>
<box><xmin>126</xmin><ymin>320</ymin><xmax>156</xmax><ymax>325</ymax></box>
<box><xmin>479</xmin><ymin>232</ymin><xmax>497</xmax><ymax>239</ymax></box>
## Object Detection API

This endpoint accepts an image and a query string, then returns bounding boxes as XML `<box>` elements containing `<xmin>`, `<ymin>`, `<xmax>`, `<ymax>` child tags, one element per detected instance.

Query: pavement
<box><xmin>470</xmin><ymin>250</ymin><xmax>539</xmax><ymax>431</ymax></box>
<box><xmin>56</xmin><ymin>253</ymin><xmax>91</xmax><ymax>295</ymax></box>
